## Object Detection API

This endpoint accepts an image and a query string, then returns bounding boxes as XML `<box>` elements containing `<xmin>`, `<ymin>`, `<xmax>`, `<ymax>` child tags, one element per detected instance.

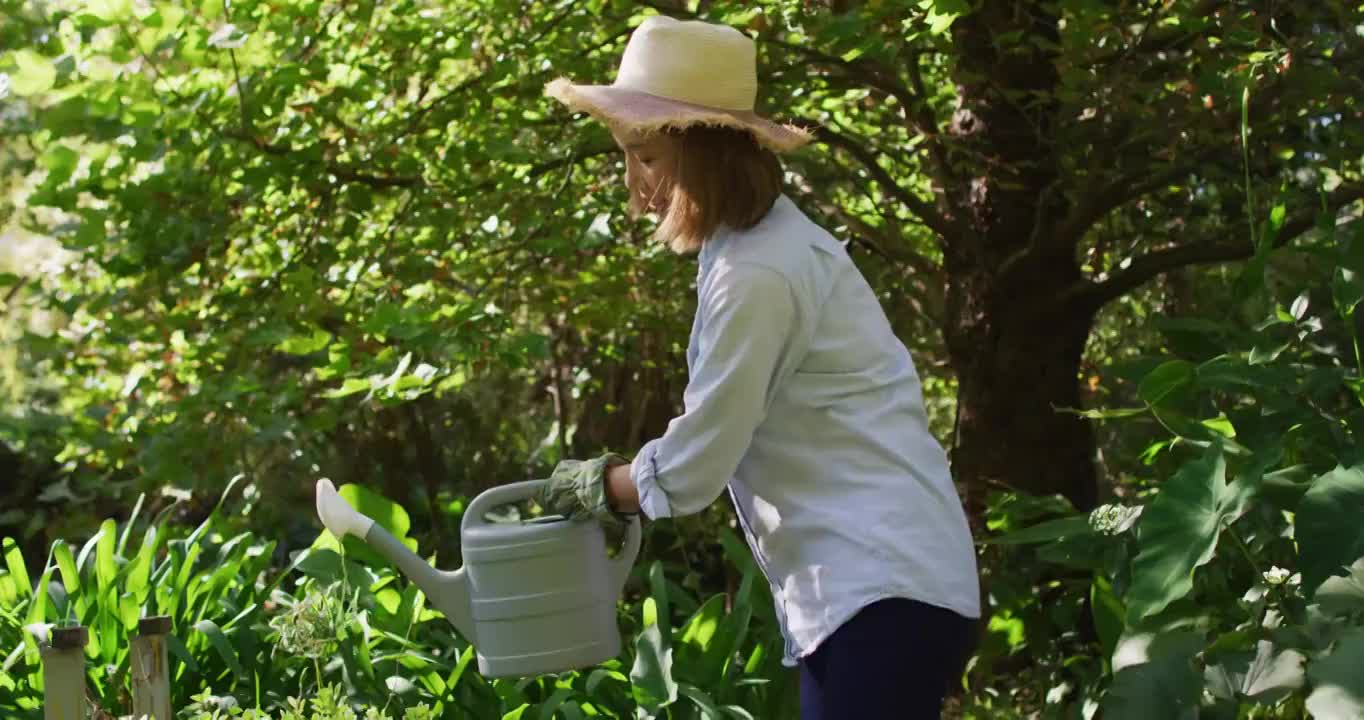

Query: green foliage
<box><xmin>981</xmin><ymin>212</ymin><xmax>1364</xmax><ymax>717</ymax></box>
<box><xmin>0</xmin><ymin>481</ymin><xmax>794</xmax><ymax>718</ymax></box>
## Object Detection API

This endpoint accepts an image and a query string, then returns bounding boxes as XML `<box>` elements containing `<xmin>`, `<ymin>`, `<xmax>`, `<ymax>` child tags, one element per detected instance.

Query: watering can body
<box><xmin>316</xmin><ymin>478</ymin><xmax>641</xmax><ymax>678</ymax></box>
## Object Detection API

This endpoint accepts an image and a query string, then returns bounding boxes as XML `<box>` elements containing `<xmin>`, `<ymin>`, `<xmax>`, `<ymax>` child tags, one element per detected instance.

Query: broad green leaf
<box><xmin>630</xmin><ymin>623</ymin><xmax>678</xmax><ymax>713</ymax></box>
<box><xmin>1297</xmin><ymin>464</ymin><xmax>1364</xmax><ymax>592</ymax></box>
<box><xmin>1105</xmin><ymin>630</ymin><xmax>1203</xmax><ymax>720</ymax></box>
<box><xmin>677</xmin><ymin>594</ymin><xmax>723</xmax><ymax>653</ymax></box>
<box><xmin>11</xmin><ymin>51</ymin><xmax>56</xmax><ymax>96</ymax></box>
<box><xmin>1314</xmin><ymin>558</ymin><xmax>1364</xmax><ymax>617</ymax></box>
<box><xmin>1204</xmin><ymin>641</ymin><xmax>1306</xmax><ymax>704</ymax></box>
<box><xmin>1126</xmin><ymin>445</ymin><xmax>1252</xmax><ymax>623</ymax></box>
<box><xmin>501</xmin><ymin>704</ymin><xmax>530</xmax><ymax>720</ymax></box>
<box><xmin>310</xmin><ymin>483</ymin><xmax>417</xmax><ymax>568</ymax></box>
<box><xmin>1305</xmin><ymin>629</ymin><xmax>1364</xmax><ymax>720</ymax></box>
<box><xmin>1138</xmin><ymin>360</ymin><xmax>1195</xmax><ymax>406</ymax></box>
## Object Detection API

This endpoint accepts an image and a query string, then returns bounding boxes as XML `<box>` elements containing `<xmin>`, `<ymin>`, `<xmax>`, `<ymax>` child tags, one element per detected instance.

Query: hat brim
<box><xmin>545</xmin><ymin>78</ymin><xmax>813</xmax><ymax>154</ymax></box>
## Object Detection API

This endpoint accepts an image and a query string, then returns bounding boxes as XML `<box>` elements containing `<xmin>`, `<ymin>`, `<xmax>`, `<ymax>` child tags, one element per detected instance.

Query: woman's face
<box><xmin>613</xmin><ymin>129</ymin><xmax>677</xmax><ymax>216</ymax></box>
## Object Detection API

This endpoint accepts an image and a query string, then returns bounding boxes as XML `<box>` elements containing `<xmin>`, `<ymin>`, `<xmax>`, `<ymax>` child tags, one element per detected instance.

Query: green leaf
<box><xmin>501</xmin><ymin>704</ymin><xmax>530</xmax><ymax>720</ymax></box>
<box><xmin>126</xmin><ymin>525</ymin><xmax>159</xmax><ymax>600</ymax></box>
<box><xmin>1126</xmin><ymin>444</ymin><xmax>1252</xmax><ymax>623</ymax></box>
<box><xmin>1305</xmin><ymin>629</ymin><xmax>1364</xmax><ymax>720</ymax></box>
<box><xmin>1104</xmin><ymin>630</ymin><xmax>1203</xmax><ymax>720</ymax></box>
<box><xmin>1332</xmin><ymin>267</ymin><xmax>1364</xmax><ymax>317</ymax></box>
<box><xmin>1297</xmin><ymin>464</ymin><xmax>1364</xmax><ymax>591</ymax></box>
<box><xmin>678</xmin><ymin>683</ymin><xmax>723</xmax><ymax>719</ymax></box>
<box><xmin>323</xmin><ymin>377</ymin><xmax>372</xmax><ymax>398</ymax></box>
<box><xmin>2</xmin><ymin>538</ymin><xmax>30</xmax><ymax>598</ymax></box>
<box><xmin>11</xmin><ymin>51</ymin><xmax>56</xmax><ymax>96</ymax></box>
<box><xmin>86</xmin><ymin>0</ymin><xmax>133</xmax><ymax>20</ymax></box>
<box><xmin>1139</xmin><ymin>360</ymin><xmax>1195</xmax><ymax>407</ymax></box>
<box><xmin>1204</xmin><ymin>641</ymin><xmax>1306</xmax><ymax>704</ymax></box>
<box><xmin>1091</xmin><ymin>576</ymin><xmax>1126</xmax><ymax>661</ymax></box>
<box><xmin>53</xmin><ymin>540</ymin><xmax>79</xmax><ymax>596</ymax></box>
<box><xmin>1314</xmin><ymin>558</ymin><xmax>1364</xmax><ymax>617</ymax></box>
<box><xmin>194</xmin><ymin>618</ymin><xmax>245</xmax><ymax>679</ymax></box>
<box><xmin>630</xmin><ymin>623</ymin><xmax>678</xmax><ymax>712</ymax></box>
<box><xmin>95</xmin><ymin>519</ymin><xmax>117</xmax><ymax>595</ymax></box>
<box><xmin>984</xmin><ymin>515</ymin><xmax>1094</xmax><ymax>545</ymax></box>
<box><xmin>25</xmin><ymin>569</ymin><xmax>52</xmax><ymax>627</ymax></box>
<box><xmin>276</xmin><ymin>327</ymin><xmax>332</xmax><ymax>355</ymax></box>
<box><xmin>40</xmin><ymin>145</ymin><xmax>81</xmax><ymax>186</ymax></box>
<box><xmin>310</xmin><ymin>484</ymin><xmax>417</xmax><ymax>568</ymax></box>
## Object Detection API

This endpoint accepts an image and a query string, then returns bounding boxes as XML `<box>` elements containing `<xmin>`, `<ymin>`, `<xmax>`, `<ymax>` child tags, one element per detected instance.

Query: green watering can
<box><xmin>315</xmin><ymin>478</ymin><xmax>641</xmax><ymax>678</ymax></box>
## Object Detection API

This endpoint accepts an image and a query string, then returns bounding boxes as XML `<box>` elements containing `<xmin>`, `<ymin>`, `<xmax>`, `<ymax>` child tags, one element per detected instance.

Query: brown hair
<box><xmin>628</xmin><ymin>126</ymin><xmax>784</xmax><ymax>254</ymax></box>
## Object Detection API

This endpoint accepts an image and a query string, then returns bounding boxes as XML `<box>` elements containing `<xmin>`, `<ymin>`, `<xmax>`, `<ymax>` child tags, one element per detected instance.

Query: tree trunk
<box><xmin>945</xmin><ymin>271</ymin><xmax>1100</xmax><ymax>518</ymax></box>
<box><xmin>939</xmin><ymin>2</ymin><xmax>1100</xmax><ymax>515</ymax></box>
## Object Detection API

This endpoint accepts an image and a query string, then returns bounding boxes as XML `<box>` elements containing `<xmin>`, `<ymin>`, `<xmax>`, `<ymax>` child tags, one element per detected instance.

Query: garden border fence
<box><xmin>39</xmin><ymin>616</ymin><xmax>173</xmax><ymax>720</ymax></box>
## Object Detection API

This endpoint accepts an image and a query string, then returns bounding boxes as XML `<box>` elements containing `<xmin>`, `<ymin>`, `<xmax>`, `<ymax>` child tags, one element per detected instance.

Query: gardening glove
<box><xmin>536</xmin><ymin>452</ymin><xmax>633</xmax><ymax>539</ymax></box>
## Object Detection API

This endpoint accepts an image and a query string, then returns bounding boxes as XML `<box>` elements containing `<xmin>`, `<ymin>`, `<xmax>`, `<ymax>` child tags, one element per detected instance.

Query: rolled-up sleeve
<box><xmin>630</xmin><ymin>261</ymin><xmax>799</xmax><ymax>519</ymax></box>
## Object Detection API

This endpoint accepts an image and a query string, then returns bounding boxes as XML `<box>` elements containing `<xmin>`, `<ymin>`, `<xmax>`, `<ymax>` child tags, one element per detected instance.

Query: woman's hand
<box><xmin>536</xmin><ymin>453</ymin><xmax>636</xmax><ymax>527</ymax></box>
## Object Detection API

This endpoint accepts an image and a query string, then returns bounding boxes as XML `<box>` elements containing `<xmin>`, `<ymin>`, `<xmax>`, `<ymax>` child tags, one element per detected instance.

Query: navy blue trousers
<box><xmin>798</xmin><ymin>597</ymin><xmax>976</xmax><ymax>720</ymax></box>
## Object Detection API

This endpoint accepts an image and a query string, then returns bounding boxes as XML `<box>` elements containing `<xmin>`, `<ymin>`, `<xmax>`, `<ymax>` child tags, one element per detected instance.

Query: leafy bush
<box><xmin>980</xmin><ymin>220</ymin><xmax>1364</xmax><ymax>718</ymax></box>
<box><xmin>0</xmin><ymin>477</ymin><xmax>796</xmax><ymax>718</ymax></box>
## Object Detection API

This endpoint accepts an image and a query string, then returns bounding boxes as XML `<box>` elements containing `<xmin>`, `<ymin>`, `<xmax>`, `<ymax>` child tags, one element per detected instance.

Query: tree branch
<box><xmin>1065</xmin><ymin>182</ymin><xmax>1364</xmax><ymax>310</ymax></box>
<box><xmin>813</xmin><ymin>125</ymin><xmax>953</xmax><ymax>239</ymax></box>
<box><xmin>2</xmin><ymin>276</ymin><xmax>30</xmax><ymax>313</ymax></box>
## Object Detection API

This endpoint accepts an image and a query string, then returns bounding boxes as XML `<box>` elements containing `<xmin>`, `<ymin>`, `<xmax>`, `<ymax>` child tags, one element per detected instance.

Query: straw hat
<box><xmin>545</xmin><ymin>15</ymin><xmax>813</xmax><ymax>153</ymax></box>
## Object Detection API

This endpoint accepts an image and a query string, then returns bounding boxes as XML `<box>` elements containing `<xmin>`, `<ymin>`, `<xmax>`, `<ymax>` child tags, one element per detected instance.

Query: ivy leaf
<box><xmin>1297</xmin><ymin>464</ymin><xmax>1364</xmax><ymax>592</ymax></box>
<box><xmin>1204</xmin><ymin>640</ymin><xmax>1306</xmax><ymax>705</ymax></box>
<box><xmin>1125</xmin><ymin>444</ymin><xmax>1254</xmax><ymax>623</ymax></box>
<box><xmin>1305</xmin><ymin>629</ymin><xmax>1364</xmax><ymax>720</ymax></box>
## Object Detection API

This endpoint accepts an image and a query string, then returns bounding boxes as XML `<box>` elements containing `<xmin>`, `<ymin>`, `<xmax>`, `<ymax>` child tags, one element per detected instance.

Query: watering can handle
<box><xmin>463</xmin><ymin>478</ymin><xmax>641</xmax><ymax>590</ymax></box>
<box><xmin>611</xmin><ymin>515</ymin><xmax>642</xmax><ymax>593</ymax></box>
<box><xmin>462</xmin><ymin>479</ymin><xmax>546</xmax><ymax>531</ymax></box>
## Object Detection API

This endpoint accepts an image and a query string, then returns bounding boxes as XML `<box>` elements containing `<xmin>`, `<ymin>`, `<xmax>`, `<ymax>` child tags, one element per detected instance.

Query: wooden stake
<box><xmin>130</xmin><ymin>616</ymin><xmax>174</xmax><ymax>720</ymax></box>
<box><xmin>41</xmin><ymin>625</ymin><xmax>88</xmax><ymax>720</ymax></box>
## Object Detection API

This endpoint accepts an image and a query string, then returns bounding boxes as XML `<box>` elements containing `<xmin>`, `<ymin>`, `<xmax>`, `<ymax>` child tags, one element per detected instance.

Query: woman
<box><xmin>536</xmin><ymin>15</ymin><xmax>981</xmax><ymax>719</ymax></box>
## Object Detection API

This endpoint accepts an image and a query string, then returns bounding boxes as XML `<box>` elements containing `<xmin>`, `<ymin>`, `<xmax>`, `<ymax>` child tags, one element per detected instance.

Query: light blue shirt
<box><xmin>629</xmin><ymin>194</ymin><xmax>981</xmax><ymax>666</ymax></box>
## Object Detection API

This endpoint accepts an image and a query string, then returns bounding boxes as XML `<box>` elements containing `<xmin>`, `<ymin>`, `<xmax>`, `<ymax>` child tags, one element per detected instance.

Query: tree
<box><xmin>2</xmin><ymin>0</ymin><xmax>1360</xmax><ymax>528</ymax></box>
<box><xmin>724</xmin><ymin>0</ymin><xmax>1364</xmax><ymax>514</ymax></box>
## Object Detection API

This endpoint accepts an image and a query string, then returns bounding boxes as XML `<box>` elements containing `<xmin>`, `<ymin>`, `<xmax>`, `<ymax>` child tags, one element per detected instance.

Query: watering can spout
<box><xmin>314</xmin><ymin>479</ymin><xmax>474</xmax><ymax>642</ymax></box>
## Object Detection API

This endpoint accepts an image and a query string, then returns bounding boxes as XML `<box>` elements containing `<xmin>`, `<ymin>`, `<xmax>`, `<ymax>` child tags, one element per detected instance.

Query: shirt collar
<box><xmin>698</xmin><ymin>194</ymin><xmax>791</xmax><ymax>268</ymax></box>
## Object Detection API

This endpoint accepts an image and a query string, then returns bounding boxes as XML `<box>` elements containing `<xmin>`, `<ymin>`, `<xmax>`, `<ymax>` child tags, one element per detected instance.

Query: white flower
<box><xmin>1089</xmin><ymin>504</ymin><xmax>1140</xmax><ymax>535</ymax></box>
<box><xmin>1263</xmin><ymin>566</ymin><xmax>1291</xmax><ymax>586</ymax></box>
